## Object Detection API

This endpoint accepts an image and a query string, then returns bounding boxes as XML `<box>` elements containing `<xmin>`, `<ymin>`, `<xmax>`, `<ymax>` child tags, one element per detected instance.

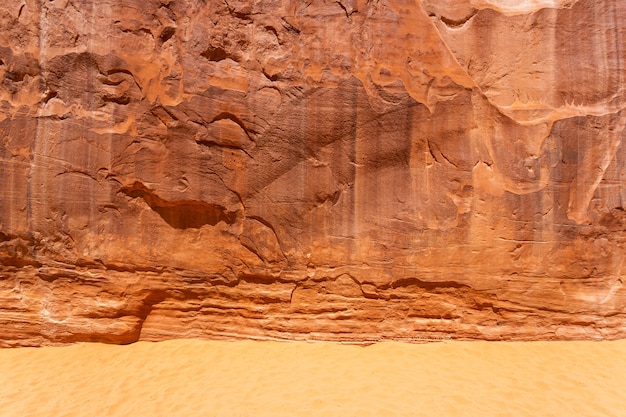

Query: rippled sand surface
<box><xmin>1</xmin><ymin>339</ymin><xmax>625</xmax><ymax>416</ymax></box>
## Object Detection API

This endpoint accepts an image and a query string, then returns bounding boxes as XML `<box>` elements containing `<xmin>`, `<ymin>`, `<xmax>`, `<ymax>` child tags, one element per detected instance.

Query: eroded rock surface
<box><xmin>1</xmin><ymin>0</ymin><xmax>625</xmax><ymax>346</ymax></box>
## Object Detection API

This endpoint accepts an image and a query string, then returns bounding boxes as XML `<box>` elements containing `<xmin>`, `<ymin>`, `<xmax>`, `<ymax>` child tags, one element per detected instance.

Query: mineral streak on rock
<box><xmin>1</xmin><ymin>0</ymin><xmax>625</xmax><ymax>346</ymax></box>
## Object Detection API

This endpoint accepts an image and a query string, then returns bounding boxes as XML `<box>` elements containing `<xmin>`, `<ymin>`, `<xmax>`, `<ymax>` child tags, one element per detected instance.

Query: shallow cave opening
<box><xmin>121</xmin><ymin>183</ymin><xmax>236</xmax><ymax>229</ymax></box>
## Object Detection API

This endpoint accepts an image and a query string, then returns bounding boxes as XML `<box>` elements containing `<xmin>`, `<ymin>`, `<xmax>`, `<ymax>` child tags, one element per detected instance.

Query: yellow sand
<box><xmin>1</xmin><ymin>339</ymin><xmax>626</xmax><ymax>416</ymax></box>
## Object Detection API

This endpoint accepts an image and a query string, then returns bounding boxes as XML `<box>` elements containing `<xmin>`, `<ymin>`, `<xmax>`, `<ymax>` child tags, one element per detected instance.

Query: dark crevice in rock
<box><xmin>210</xmin><ymin>111</ymin><xmax>254</xmax><ymax>138</ymax></box>
<box><xmin>98</xmin><ymin>75</ymin><xmax>125</xmax><ymax>86</ymax></box>
<box><xmin>42</xmin><ymin>89</ymin><xmax>58</xmax><ymax>103</ymax></box>
<box><xmin>151</xmin><ymin>106</ymin><xmax>179</xmax><ymax>127</ymax></box>
<box><xmin>389</xmin><ymin>277</ymin><xmax>471</xmax><ymax>291</ymax></box>
<box><xmin>94</xmin><ymin>260</ymin><xmax>165</xmax><ymax>274</ymax></box>
<box><xmin>280</xmin><ymin>17</ymin><xmax>300</xmax><ymax>34</ymax></box>
<box><xmin>336</xmin><ymin>1</ymin><xmax>354</xmax><ymax>18</ymax></box>
<box><xmin>201</xmin><ymin>46</ymin><xmax>229</xmax><ymax>62</ymax></box>
<box><xmin>118</xmin><ymin>27</ymin><xmax>153</xmax><ymax>37</ymax></box>
<box><xmin>237</xmin><ymin>272</ymin><xmax>282</xmax><ymax>285</ymax></box>
<box><xmin>262</xmin><ymin>68</ymin><xmax>279</xmax><ymax>81</ymax></box>
<box><xmin>159</xmin><ymin>26</ymin><xmax>176</xmax><ymax>44</ymax></box>
<box><xmin>5</xmin><ymin>71</ymin><xmax>25</xmax><ymax>82</ymax></box>
<box><xmin>315</xmin><ymin>189</ymin><xmax>341</xmax><ymax>206</ymax></box>
<box><xmin>335</xmin><ymin>1</ymin><xmax>350</xmax><ymax>18</ymax></box>
<box><xmin>428</xmin><ymin>139</ymin><xmax>459</xmax><ymax>168</ymax></box>
<box><xmin>222</xmin><ymin>0</ymin><xmax>254</xmax><ymax>20</ymax></box>
<box><xmin>120</xmin><ymin>181</ymin><xmax>236</xmax><ymax>229</ymax></box>
<box><xmin>239</xmin><ymin>241</ymin><xmax>266</xmax><ymax>263</ymax></box>
<box><xmin>196</xmin><ymin>139</ymin><xmax>252</xmax><ymax>157</ymax></box>
<box><xmin>440</xmin><ymin>9</ymin><xmax>478</xmax><ymax>28</ymax></box>
<box><xmin>102</xmin><ymin>94</ymin><xmax>130</xmax><ymax>105</ymax></box>
<box><xmin>264</xmin><ymin>25</ymin><xmax>279</xmax><ymax>38</ymax></box>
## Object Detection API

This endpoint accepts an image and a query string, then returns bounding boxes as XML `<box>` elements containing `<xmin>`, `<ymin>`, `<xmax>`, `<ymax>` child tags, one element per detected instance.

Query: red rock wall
<box><xmin>1</xmin><ymin>0</ymin><xmax>625</xmax><ymax>346</ymax></box>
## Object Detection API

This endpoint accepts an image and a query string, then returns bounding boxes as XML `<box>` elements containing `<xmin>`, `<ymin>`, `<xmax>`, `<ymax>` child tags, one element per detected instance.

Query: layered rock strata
<box><xmin>1</xmin><ymin>0</ymin><xmax>625</xmax><ymax>346</ymax></box>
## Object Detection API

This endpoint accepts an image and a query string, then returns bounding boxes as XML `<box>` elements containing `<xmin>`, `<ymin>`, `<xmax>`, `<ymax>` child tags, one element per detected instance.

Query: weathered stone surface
<box><xmin>1</xmin><ymin>0</ymin><xmax>625</xmax><ymax>346</ymax></box>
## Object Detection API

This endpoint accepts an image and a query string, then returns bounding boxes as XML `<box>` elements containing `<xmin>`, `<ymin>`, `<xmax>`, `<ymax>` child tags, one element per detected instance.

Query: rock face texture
<box><xmin>1</xmin><ymin>0</ymin><xmax>626</xmax><ymax>346</ymax></box>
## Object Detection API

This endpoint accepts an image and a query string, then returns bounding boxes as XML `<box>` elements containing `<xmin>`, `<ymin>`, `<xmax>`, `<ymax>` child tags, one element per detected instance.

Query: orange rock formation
<box><xmin>1</xmin><ymin>0</ymin><xmax>625</xmax><ymax>346</ymax></box>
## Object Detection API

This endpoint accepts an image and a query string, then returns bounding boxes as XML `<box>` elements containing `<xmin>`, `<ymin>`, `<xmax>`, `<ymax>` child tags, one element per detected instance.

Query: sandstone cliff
<box><xmin>1</xmin><ymin>0</ymin><xmax>625</xmax><ymax>346</ymax></box>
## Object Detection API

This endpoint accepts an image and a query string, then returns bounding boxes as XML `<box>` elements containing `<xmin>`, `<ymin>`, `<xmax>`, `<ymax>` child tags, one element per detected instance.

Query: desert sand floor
<box><xmin>1</xmin><ymin>339</ymin><xmax>626</xmax><ymax>416</ymax></box>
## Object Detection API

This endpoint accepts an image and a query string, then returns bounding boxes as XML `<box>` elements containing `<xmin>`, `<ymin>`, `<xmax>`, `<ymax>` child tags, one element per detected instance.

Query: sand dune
<box><xmin>1</xmin><ymin>339</ymin><xmax>626</xmax><ymax>416</ymax></box>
